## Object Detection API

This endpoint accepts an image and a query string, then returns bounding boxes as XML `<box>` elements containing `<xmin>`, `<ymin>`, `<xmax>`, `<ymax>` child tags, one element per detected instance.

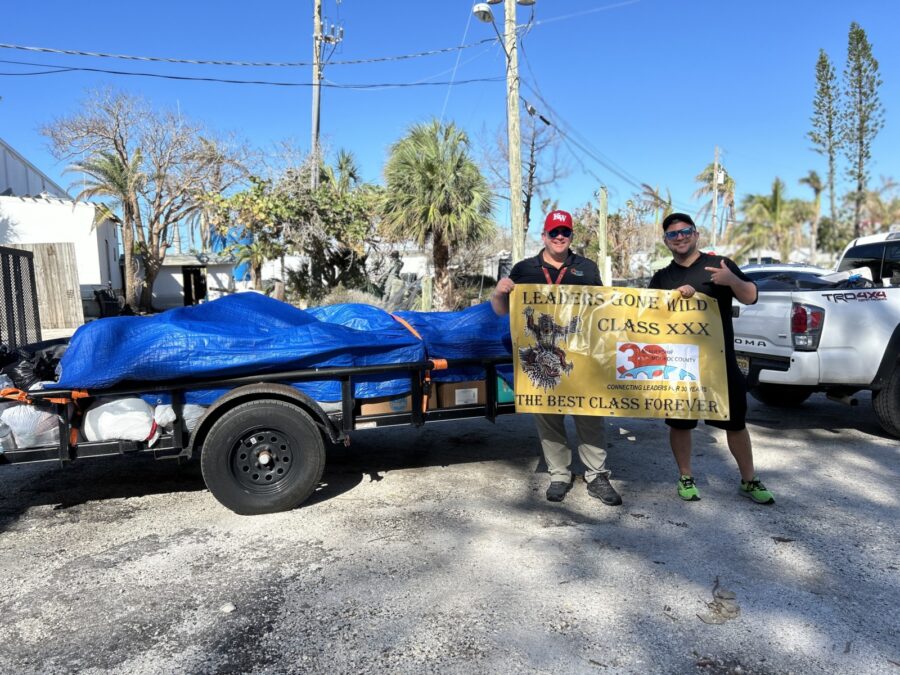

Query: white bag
<box><xmin>84</xmin><ymin>397</ymin><xmax>160</xmax><ymax>446</ymax></box>
<box><xmin>153</xmin><ymin>404</ymin><xmax>177</xmax><ymax>428</ymax></box>
<box><xmin>153</xmin><ymin>403</ymin><xmax>207</xmax><ymax>433</ymax></box>
<box><xmin>0</xmin><ymin>403</ymin><xmax>60</xmax><ymax>447</ymax></box>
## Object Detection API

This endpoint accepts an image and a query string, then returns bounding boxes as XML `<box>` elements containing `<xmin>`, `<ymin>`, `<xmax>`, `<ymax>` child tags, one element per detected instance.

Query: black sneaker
<box><xmin>587</xmin><ymin>475</ymin><xmax>623</xmax><ymax>506</ymax></box>
<box><xmin>546</xmin><ymin>480</ymin><xmax>572</xmax><ymax>502</ymax></box>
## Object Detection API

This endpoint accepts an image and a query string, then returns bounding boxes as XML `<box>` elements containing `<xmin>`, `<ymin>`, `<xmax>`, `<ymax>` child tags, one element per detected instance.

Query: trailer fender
<box><xmin>188</xmin><ymin>383</ymin><xmax>342</xmax><ymax>456</ymax></box>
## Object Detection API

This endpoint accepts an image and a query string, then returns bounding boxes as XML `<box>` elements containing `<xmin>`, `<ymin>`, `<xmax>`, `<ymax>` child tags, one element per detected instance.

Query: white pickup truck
<box><xmin>733</xmin><ymin>232</ymin><xmax>900</xmax><ymax>437</ymax></box>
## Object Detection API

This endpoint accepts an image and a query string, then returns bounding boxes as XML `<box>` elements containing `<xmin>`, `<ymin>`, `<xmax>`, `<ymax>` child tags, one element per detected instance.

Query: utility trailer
<box><xmin>0</xmin><ymin>356</ymin><xmax>514</xmax><ymax>515</ymax></box>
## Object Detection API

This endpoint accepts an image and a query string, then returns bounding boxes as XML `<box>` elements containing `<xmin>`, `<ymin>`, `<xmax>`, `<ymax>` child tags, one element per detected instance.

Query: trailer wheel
<box><xmin>201</xmin><ymin>399</ymin><xmax>325</xmax><ymax>515</ymax></box>
<box><xmin>873</xmin><ymin>367</ymin><xmax>900</xmax><ymax>438</ymax></box>
<box><xmin>750</xmin><ymin>383</ymin><xmax>813</xmax><ymax>407</ymax></box>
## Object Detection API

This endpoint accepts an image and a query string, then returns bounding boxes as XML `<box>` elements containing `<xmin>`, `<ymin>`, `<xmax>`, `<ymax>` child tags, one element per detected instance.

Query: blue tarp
<box><xmin>56</xmin><ymin>294</ymin><xmax>512</xmax><ymax>405</ymax></box>
<box><xmin>395</xmin><ymin>303</ymin><xmax>512</xmax><ymax>383</ymax></box>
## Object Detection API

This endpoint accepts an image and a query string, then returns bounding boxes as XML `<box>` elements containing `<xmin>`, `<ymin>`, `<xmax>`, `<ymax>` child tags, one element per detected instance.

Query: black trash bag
<box><xmin>0</xmin><ymin>343</ymin><xmax>16</xmax><ymax>369</ymax></box>
<box><xmin>2</xmin><ymin>359</ymin><xmax>38</xmax><ymax>390</ymax></box>
<box><xmin>0</xmin><ymin>338</ymin><xmax>70</xmax><ymax>390</ymax></box>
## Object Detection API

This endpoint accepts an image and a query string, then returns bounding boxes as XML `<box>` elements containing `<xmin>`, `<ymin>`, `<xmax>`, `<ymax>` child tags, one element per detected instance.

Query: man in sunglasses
<box><xmin>648</xmin><ymin>213</ymin><xmax>775</xmax><ymax>505</ymax></box>
<box><xmin>492</xmin><ymin>210</ymin><xmax>621</xmax><ymax>506</ymax></box>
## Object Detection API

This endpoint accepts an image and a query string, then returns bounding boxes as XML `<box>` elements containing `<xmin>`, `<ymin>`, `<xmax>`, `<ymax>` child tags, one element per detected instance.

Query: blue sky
<box><xmin>2</xmin><ymin>0</ymin><xmax>898</xmax><ymax>235</ymax></box>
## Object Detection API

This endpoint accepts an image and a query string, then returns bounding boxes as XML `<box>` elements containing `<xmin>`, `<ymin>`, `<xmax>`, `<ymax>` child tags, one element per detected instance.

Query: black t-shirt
<box><xmin>509</xmin><ymin>250</ymin><xmax>602</xmax><ymax>287</ymax></box>
<box><xmin>648</xmin><ymin>252</ymin><xmax>756</xmax><ymax>358</ymax></box>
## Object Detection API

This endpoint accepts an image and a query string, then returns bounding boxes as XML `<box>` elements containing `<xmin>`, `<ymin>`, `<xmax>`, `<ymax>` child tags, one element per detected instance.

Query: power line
<box><xmin>0</xmin><ymin>38</ymin><xmax>499</xmax><ymax>68</ymax></box>
<box><xmin>337</xmin><ymin>42</ymin><xmax>498</xmax><ymax>93</ymax></box>
<box><xmin>0</xmin><ymin>67</ymin><xmax>71</xmax><ymax>76</ymax></box>
<box><xmin>530</xmin><ymin>0</ymin><xmax>641</xmax><ymax>28</ymax></box>
<box><xmin>439</xmin><ymin>8</ymin><xmax>475</xmax><ymax>124</ymax></box>
<box><xmin>0</xmin><ymin>1</ymin><xmax>637</xmax><ymax>71</ymax></box>
<box><xmin>518</xmin><ymin>77</ymin><xmax>695</xmax><ymax>211</ymax></box>
<box><xmin>516</xmin><ymin>41</ymin><xmax>642</xmax><ymax>184</ymax></box>
<box><xmin>514</xmin><ymin>21</ymin><xmax>700</xmax><ymax>213</ymax></box>
<box><xmin>0</xmin><ymin>58</ymin><xmax>503</xmax><ymax>88</ymax></box>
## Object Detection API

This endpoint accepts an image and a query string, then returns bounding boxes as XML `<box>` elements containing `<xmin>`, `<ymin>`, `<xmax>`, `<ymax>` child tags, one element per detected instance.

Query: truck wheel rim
<box><xmin>230</xmin><ymin>429</ymin><xmax>295</xmax><ymax>493</ymax></box>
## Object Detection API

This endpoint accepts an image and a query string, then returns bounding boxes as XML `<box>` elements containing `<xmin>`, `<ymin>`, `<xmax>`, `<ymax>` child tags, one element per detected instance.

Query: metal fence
<box><xmin>0</xmin><ymin>246</ymin><xmax>41</xmax><ymax>348</ymax></box>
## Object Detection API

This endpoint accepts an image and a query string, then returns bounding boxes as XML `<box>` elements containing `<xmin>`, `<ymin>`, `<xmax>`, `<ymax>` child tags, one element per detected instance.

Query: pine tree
<box><xmin>807</xmin><ymin>49</ymin><xmax>840</xmax><ymax>227</ymax></box>
<box><xmin>841</xmin><ymin>22</ymin><xmax>884</xmax><ymax>238</ymax></box>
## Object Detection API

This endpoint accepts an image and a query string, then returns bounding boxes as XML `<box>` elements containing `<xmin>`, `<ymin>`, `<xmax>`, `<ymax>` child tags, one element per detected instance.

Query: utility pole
<box><xmin>597</xmin><ymin>186</ymin><xmax>609</xmax><ymax>284</ymax></box>
<box><xmin>310</xmin><ymin>1</ymin><xmax>343</xmax><ymax>191</ymax></box>
<box><xmin>711</xmin><ymin>145</ymin><xmax>720</xmax><ymax>248</ymax></box>
<box><xmin>505</xmin><ymin>0</ymin><xmax>525</xmax><ymax>262</ymax></box>
<box><xmin>310</xmin><ymin>0</ymin><xmax>323</xmax><ymax>190</ymax></box>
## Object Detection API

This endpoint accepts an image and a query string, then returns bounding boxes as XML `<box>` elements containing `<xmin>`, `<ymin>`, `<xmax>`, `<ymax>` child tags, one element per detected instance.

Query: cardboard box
<box><xmin>438</xmin><ymin>380</ymin><xmax>486</xmax><ymax>407</ymax></box>
<box><xmin>359</xmin><ymin>393</ymin><xmax>437</xmax><ymax>415</ymax></box>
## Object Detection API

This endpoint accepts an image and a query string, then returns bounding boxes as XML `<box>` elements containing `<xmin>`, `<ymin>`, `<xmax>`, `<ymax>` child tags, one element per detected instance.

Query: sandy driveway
<box><xmin>0</xmin><ymin>393</ymin><xmax>897</xmax><ymax>674</ymax></box>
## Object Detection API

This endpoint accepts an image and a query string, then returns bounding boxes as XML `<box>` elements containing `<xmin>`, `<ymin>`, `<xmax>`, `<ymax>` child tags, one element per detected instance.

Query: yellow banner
<box><xmin>511</xmin><ymin>284</ymin><xmax>729</xmax><ymax>420</ymax></box>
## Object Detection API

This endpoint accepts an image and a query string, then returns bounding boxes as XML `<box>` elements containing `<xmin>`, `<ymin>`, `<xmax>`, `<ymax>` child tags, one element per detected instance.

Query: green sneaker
<box><xmin>677</xmin><ymin>475</ymin><xmax>700</xmax><ymax>501</ymax></box>
<box><xmin>740</xmin><ymin>477</ymin><xmax>775</xmax><ymax>504</ymax></box>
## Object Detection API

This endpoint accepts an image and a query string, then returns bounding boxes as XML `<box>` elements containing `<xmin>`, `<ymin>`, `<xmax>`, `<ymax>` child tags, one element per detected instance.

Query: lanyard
<box><xmin>542</xmin><ymin>265</ymin><xmax>568</xmax><ymax>285</ymax></box>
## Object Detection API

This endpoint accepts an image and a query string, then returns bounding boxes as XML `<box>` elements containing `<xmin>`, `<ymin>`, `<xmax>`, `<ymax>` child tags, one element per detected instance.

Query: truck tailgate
<box><xmin>733</xmin><ymin>291</ymin><xmax>795</xmax><ymax>356</ymax></box>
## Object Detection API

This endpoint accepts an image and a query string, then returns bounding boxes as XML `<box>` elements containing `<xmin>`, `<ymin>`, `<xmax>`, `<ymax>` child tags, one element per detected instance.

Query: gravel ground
<box><xmin>0</xmin><ymin>393</ymin><xmax>897</xmax><ymax>674</ymax></box>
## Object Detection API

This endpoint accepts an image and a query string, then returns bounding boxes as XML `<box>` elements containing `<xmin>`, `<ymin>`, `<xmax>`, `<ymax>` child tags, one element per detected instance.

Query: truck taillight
<box><xmin>791</xmin><ymin>302</ymin><xmax>825</xmax><ymax>350</ymax></box>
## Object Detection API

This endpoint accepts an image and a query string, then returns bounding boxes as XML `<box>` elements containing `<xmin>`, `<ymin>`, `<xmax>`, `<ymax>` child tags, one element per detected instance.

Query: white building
<box><xmin>0</xmin><ymin>195</ymin><xmax>120</xmax><ymax>291</ymax></box>
<box><xmin>0</xmin><ymin>138</ymin><xmax>121</xmax><ymax>324</ymax></box>
<box><xmin>152</xmin><ymin>253</ymin><xmax>236</xmax><ymax>310</ymax></box>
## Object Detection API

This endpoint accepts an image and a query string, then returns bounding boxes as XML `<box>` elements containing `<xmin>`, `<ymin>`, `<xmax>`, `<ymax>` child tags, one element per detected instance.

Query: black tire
<box><xmin>750</xmin><ymin>383</ymin><xmax>814</xmax><ymax>407</ymax></box>
<box><xmin>201</xmin><ymin>399</ymin><xmax>325</xmax><ymax>515</ymax></box>
<box><xmin>873</xmin><ymin>367</ymin><xmax>900</xmax><ymax>438</ymax></box>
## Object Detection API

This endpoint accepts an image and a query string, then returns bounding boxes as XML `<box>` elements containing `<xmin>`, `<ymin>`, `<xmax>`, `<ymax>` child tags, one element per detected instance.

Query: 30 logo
<box><xmin>616</xmin><ymin>342</ymin><xmax>698</xmax><ymax>381</ymax></box>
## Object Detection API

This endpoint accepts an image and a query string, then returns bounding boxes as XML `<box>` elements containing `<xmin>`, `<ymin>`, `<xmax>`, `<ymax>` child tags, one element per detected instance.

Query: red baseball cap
<box><xmin>544</xmin><ymin>210</ymin><xmax>573</xmax><ymax>233</ymax></box>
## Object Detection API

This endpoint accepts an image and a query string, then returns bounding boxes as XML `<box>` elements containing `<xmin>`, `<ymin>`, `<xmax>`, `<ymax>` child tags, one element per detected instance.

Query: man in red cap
<box><xmin>492</xmin><ymin>210</ymin><xmax>621</xmax><ymax>506</ymax></box>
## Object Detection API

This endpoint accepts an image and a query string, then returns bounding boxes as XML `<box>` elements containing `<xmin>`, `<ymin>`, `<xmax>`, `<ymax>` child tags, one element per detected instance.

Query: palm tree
<box><xmin>232</xmin><ymin>239</ymin><xmax>284</xmax><ymax>290</ymax></box>
<box><xmin>693</xmin><ymin>163</ymin><xmax>736</xmax><ymax>239</ymax></box>
<box><xmin>68</xmin><ymin>150</ymin><xmax>145</xmax><ymax>307</ymax></box>
<box><xmin>381</xmin><ymin>120</ymin><xmax>495</xmax><ymax>310</ymax></box>
<box><xmin>320</xmin><ymin>149</ymin><xmax>361</xmax><ymax>196</ymax></box>
<box><xmin>640</xmin><ymin>183</ymin><xmax>673</xmax><ymax>227</ymax></box>
<box><xmin>799</xmin><ymin>171</ymin><xmax>824</xmax><ymax>265</ymax></box>
<box><xmin>864</xmin><ymin>176</ymin><xmax>900</xmax><ymax>232</ymax></box>
<box><xmin>741</xmin><ymin>178</ymin><xmax>795</xmax><ymax>262</ymax></box>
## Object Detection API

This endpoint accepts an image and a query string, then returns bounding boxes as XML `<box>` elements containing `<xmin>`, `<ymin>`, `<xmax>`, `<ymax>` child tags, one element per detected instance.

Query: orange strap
<box><xmin>391</xmin><ymin>314</ymin><xmax>422</xmax><ymax>340</ymax></box>
<box><xmin>420</xmin><ymin>360</ymin><xmax>450</xmax><ymax>411</ymax></box>
<box><xmin>0</xmin><ymin>387</ymin><xmax>31</xmax><ymax>403</ymax></box>
<box><xmin>0</xmin><ymin>387</ymin><xmax>90</xmax><ymax>406</ymax></box>
<box><xmin>390</xmin><ymin>316</ymin><xmax>453</xmax><ymax>412</ymax></box>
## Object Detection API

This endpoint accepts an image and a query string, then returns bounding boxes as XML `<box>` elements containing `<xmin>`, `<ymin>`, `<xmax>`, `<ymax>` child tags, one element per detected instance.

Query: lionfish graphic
<box><xmin>518</xmin><ymin>307</ymin><xmax>581</xmax><ymax>390</ymax></box>
<box><xmin>617</xmin><ymin>343</ymin><xmax>696</xmax><ymax>380</ymax></box>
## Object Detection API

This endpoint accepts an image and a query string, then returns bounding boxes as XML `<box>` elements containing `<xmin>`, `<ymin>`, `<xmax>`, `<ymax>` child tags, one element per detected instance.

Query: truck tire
<box><xmin>201</xmin><ymin>399</ymin><xmax>325</xmax><ymax>515</ymax></box>
<box><xmin>750</xmin><ymin>384</ymin><xmax>813</xmax><ymax>408</ymax></box>
<box><xmin>873</xmin><ymin>368</ymin><xmax>900</xmax><ymax>438</ymax></box>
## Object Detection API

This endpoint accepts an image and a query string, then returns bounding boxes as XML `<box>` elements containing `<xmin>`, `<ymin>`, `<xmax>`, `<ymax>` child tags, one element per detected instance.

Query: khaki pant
<box><xmin>533</xmin><ymin>413</ymin><xmax>609</xmax><ymax>483</ymax></box>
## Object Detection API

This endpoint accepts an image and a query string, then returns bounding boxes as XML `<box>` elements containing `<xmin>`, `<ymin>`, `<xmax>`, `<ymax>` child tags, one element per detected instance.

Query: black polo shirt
<box><xmin>509</xmin><ymin>250</ymin><xmax>602</xmax><ymax>287</ymax></box>
<box><xmin>648</xmin><ymin>251</ymin><xmax>756</xmax><ymax>357</ymax></box>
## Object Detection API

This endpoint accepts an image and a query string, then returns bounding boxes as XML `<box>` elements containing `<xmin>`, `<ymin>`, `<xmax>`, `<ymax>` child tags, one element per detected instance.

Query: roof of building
<box><xmin>161</xmin><ymin>253</ymin><xmax>236</xmax><ymax>267</ymax></box>
<box><xmin>0</xmin><ymin>137</ymin><xmax>69</xmax><ymax>199</ymax></box>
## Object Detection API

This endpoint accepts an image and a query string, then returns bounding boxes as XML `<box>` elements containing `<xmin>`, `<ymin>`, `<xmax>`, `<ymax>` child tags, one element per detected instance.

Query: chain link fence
<box><xmin>0</xmin><ymin>246</ymin><xmax>42</xmax><ymax>348</ymax></box>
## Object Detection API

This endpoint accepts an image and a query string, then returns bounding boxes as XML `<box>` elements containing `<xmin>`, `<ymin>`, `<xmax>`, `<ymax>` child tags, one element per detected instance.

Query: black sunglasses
<box><xmin>546</xmin><ymin>227</ymin><xmax>573</xmax><ymax>239</ymax></box>
<box><xmin>664</xmin><ymin>226</ymin><xmax>696</xmax><ymax>241</ymax></box>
